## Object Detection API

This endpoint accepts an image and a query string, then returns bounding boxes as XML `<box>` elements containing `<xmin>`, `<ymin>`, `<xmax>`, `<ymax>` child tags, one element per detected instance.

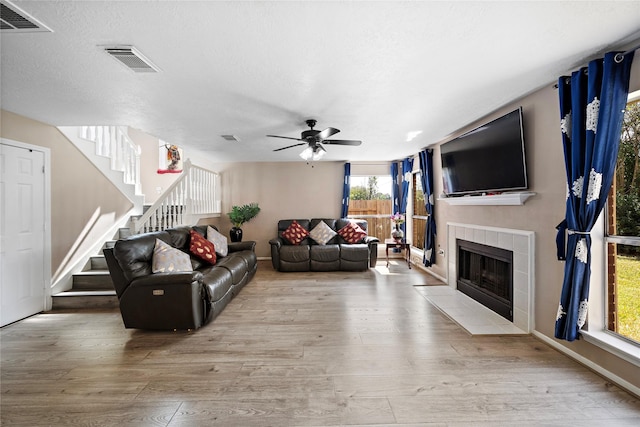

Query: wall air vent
<box><xmin>1</xmin><ymin>0</ymin><xmax>52</xmax><ymax>32</ymax></box>
<box><xmin>103</xmin><ymin>46</ymin><xmax>161</xmax><ymax>73</ymax></box>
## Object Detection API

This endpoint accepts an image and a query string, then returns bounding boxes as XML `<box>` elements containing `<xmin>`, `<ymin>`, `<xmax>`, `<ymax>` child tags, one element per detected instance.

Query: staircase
<box><xmin>51</xmin><ymin>229</ymin><xmax>129</xmax><ymax>309</ymax></box>
<box><xmin>51</xmin><ymin>126</ymin><xmax>221</xmax><ymax>311</ymax></box>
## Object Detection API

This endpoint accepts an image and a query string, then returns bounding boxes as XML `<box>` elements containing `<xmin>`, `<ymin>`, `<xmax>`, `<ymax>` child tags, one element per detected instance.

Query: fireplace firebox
<box><xmin>456</xmin><ymin>239</ymin><xmax>513</xmax><ymax>321</ymax></box>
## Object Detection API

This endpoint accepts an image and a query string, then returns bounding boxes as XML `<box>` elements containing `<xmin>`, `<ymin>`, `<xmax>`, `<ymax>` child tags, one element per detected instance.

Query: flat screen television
<box><xmin>440</xmin><ymin>107</ymin><xmax>527</xmax><ymax>196</ymax></box>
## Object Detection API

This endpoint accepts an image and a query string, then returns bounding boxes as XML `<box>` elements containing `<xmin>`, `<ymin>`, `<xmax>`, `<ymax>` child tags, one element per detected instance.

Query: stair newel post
<box><xmin>210</xmin><ymin>173</ymin><xmax>214</xmax><ymax>213</ymax></box>
<box><xmin>184</xmin><ymin>160</ymin><xmax>193</xmax><ymax>225</ymax></box>
<box><xmin>195</xmin><ymin>167</ymin><xmax>202</xmax><ymax>213</ymax></box>
<box><xmin>165</xmin><ymin>193</ymin><xmax>170</xmax><ymax>229</ymax></box>
<box><xmin>176</xmin><ymin>184</ymin><xmax>183</xmax><ymax>227</ymax></box>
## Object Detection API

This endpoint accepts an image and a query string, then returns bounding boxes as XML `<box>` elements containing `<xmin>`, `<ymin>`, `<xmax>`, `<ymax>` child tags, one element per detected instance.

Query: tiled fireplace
<box><xmin>447</xmin><ymin>223</ymin><xmax>535</xmax><ymax>333</ymax></box>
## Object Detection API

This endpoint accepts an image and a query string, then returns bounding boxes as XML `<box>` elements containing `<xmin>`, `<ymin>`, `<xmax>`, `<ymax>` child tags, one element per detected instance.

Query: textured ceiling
<box><xmin>2</xmin><ymin>1</ymin><xmax>640</xmax><ymax>163</ymax></box>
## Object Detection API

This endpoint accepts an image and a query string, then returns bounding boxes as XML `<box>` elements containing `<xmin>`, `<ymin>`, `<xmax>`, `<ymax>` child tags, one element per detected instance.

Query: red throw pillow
<box><xmin>338</xmin><ymin>222</ymin><xmax>367</xmax><ymax>244</ymax></box>
<box><xmin>281</xmin><ymin>220</ymin><xmax>309</xmax><ymax>245</ymax></box>
<box><xmin>190</xmin><ymin>230</ymin><xmax>217</xmax><ymax>265</ymax></box>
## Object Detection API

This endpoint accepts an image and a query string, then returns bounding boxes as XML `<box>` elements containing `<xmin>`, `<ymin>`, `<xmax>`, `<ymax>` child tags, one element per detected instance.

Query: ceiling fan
<box><xmin>267</xmin><ymin>119</ymin><xmax>362</xmax><ymax>160</ymax></box>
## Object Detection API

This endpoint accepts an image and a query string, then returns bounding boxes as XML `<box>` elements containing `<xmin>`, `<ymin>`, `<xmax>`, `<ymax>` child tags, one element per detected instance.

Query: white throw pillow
<box><xmin>152</xmin><ymin>239</ymin><xmax>193</xmax><ymax>273</ymax></box>
<box><xmin>207</xmin><ymin>225</ymin><xmax>229</xmax><ymax>257</ymax></box>
<box><xmin>309</xmin><ymin>221</ymin><xmax>337</xmax><ymax>245</ymax></box>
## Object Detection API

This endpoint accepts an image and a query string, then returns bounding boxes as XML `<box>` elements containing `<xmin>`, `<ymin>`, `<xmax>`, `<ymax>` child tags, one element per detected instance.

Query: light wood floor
<box><xmin>2</xmin><ymin>260</ymin><xmax>640</xmax><ymax>426</ymax></box>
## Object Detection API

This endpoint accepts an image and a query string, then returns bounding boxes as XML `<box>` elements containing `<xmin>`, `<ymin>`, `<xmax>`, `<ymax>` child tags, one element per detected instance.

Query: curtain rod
<box><xmin>553</xmin><ymin>45</ymin><xmax>639</xmax><ymax>88</ymax></box>
<box><xmin>615</xmin><ymin>43</ymin><xmax>640</xmax><ymax>63</ymax></box>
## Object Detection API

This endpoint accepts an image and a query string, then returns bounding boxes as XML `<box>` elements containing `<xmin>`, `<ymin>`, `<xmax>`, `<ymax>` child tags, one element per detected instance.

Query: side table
<box><xmin>384</xmin><ymin>238</ymin><xmax>411</xmax><ymax>269</ymax></box>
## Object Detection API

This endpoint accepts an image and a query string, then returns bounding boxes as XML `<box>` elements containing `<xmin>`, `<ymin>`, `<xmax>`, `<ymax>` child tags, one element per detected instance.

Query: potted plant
<box><xmin>227</xmin><ymin>202</ymin><xmax>260</xmax><ymax>242</ymax></box>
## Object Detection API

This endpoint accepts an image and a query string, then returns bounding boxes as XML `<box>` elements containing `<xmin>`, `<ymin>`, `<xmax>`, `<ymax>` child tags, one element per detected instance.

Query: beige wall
<box><xmin>0</xmin><ymin>110</ymin><xmax>133</xmax><ymax>280</ymax></box>
<box><xmin>197</xmin><ymin>161</ymin><xmax>344</xmax><ymax>257</ymax></box>
<box><xmin>429</xmin><ymin>85</ymin><xmax>566</xmax><ymax>307</ymax></box>
<box><xmin>127</xmin><ymin>127</ymin><xmax>180</xmax><ymax>205</ymax></box>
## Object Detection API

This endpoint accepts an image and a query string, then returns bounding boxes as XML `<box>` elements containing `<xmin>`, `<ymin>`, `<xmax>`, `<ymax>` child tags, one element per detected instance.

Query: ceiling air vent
<box><xmin>103</xmin><ymin>46</ymin><xmax>160</xmax><ymax>73</ymax></box>
<box><xmin>221</xmin><ymin>135</ymin><xmax>241</xmax><ymax>142</ymax></box>
<box><xmin>1</xmin><ymin>0</ymin><xmax>52</xmax><ymax>33</ymax></box>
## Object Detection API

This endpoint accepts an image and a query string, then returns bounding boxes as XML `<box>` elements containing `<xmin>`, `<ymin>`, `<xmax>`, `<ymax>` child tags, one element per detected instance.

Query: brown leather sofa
<box><xmin>269</xmin><ymin>218</ymin><xmax>379</xmax><ymax>272</ymax></box>
<box><xmin>103</xmin><ymin>225</ymin><xmax>256</xmax><ymax>330</ymax></box>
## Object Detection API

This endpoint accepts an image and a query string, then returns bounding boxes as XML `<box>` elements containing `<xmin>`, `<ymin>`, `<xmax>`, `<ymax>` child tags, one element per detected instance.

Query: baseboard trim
<box><xmin>419</xmin><ymin>264</ymin><xmax>446</xmax><ymax>283</ymax></box>
<box><xmin>532</xmin><ymin>330</ymin><xmax>640</xmax><ymax>399</ymax></box>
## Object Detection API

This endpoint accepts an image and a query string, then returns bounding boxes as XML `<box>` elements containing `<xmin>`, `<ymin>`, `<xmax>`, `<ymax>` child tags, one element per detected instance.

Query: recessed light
<box><xmin>406</xmin><ymin>130</ymin><xmax>422</xmax><ymax>142</ymax></box>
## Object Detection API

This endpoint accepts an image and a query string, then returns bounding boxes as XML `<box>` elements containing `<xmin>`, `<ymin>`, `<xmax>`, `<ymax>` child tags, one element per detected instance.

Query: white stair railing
<box><xmin>133</xmin><ymin>159</ymin><xmax>221</xmax><ymax>234</ymax></box>
<box><xmin>80</xmin><ymin>126</ymin><xmax>142</xmax><ymax>195</ymax></box>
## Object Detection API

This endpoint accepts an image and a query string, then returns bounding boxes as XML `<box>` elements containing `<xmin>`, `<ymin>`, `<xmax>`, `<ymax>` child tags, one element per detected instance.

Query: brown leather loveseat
<box><xmin>269</xmin><ymin>218</ymin><xmax>378</xmax><ymax>272</ymax></box>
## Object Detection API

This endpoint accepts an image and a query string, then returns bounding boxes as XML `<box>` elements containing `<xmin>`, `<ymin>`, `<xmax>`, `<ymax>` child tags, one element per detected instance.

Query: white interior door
<box><xmin>0</xmin><ymin>143</ymin><xmax>46</xmax><ymax>326</ymax></box>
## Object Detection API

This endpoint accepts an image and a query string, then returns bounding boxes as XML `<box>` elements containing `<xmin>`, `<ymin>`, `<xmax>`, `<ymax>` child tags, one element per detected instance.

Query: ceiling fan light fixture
<box><xmin>312</xmin><ymin>148</ymin><xmax>326</xmax><ymax>161</ymax></box>
<box><xmin>299</xmin><ymin>145</ymin><xmax>326</xmax><ymax>161</ymax></box>
<box><xmin>299</xmin><ymin>146</ymin><xmax>313</xmax><ymax>160</ymax></box>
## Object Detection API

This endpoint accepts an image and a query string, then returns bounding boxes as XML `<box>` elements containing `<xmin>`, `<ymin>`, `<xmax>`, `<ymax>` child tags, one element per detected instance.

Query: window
<box><xmin>606</xmin><ymin>94</ymin><xmax>640</xmax><ymax>344</ymax></box>
<box><xmin>412</xmin><ymin>172</ymin><xmax>427</xmax><ymax>250</ymax></box>
<box><xmin>348</xmin><ymin>175</ymin><xmax>392</xmax><ymax>240</ymax></box>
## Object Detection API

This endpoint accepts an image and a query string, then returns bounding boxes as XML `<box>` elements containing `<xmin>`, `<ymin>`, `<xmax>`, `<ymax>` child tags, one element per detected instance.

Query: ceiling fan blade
<box><xmin>316</xmin><ymin>127</ymin><xmax>340</xmax><ymax>140</ymax></box>
<box><xmin>323</xmin><ymin>139</ymin><xmax>362</xmax><ymax>146</ymax></box>
<box><xmin>266</xmin><ymin>135</ymin><xmax>304</xmax><ymax>141</ymax></box>
<box><xmin>273</xmin><ymin>142</ymin><xmax>306</xmax><ymax>152</ymax></box>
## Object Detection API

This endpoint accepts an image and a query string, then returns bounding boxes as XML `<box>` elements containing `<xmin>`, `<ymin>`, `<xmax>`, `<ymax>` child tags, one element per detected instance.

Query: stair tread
<box><xmin>74</xmin><ymin>269</ymin><xmax>110</xmax><ymax>276</ymax></box>
<box><xmin>53</xmin><ymin>290</ymin><xmax>116</xmax><ymax>297</ymax></box>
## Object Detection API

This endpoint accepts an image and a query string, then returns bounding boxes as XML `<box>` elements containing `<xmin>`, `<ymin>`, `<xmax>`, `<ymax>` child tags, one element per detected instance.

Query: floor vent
<box><xmin>1</xmin><ymin>0</ymin><xmax>52</xmax><ymax>32</ymax></box>
<box><xmin>103</xmin><ymin>46</ymin><xmax>160</xmax><ymax>73</ymax></box>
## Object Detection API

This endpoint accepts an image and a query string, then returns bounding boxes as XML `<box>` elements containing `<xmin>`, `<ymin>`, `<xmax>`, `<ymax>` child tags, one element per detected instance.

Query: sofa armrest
<box><xmin>269</xmin><ymin>237</ymin><xmax>284</xmax><ymax>270</ymax></box>
<box><xmin>363</xmin><ymin>237</ymin><xmax>379</xmax><ymax>267</ymax></box>
<box><xmin>229</xmin><ymin>240</ymin><xmax>256</xmax><ymax>253</ymax></box>
<box><xmin>103</xmin><ymin>247</ymin><xmax>129</xmax><ymax>299</ymax></box>
<box><xmin>269</xmin><ymin>237</ymin><xmax>283</xmax><ymax>249</ymax></box>
<box><xmin>129</xmin><ymin>271</ymin><xmax>204</xmax><ymax>288</ymax></box>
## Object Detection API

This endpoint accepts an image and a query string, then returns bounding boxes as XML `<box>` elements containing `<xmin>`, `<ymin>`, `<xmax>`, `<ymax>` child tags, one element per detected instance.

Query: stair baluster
<box><xmin>81</xmin><ymin>125</ymin><xmax>142</xmax><ymax>196</ymax></box>
<box><xmin>133</xmin><ymin>159</ymin><xmax>220</xmax><ymax>234</ymax></box>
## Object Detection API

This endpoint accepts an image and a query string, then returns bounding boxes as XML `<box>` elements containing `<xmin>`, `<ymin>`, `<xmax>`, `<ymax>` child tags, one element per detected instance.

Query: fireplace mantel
<box><xmin>438</xmin><ymin>192</ymin><xmax>536</xmax><ymax>206</ymax></box>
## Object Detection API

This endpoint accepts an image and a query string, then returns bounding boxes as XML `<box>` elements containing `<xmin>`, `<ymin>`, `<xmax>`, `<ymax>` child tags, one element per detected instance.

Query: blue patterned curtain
<box><xmin>555</xmin><ymin>51</ymin><xmax>634</xmax><ymax>342</ymax></box>
<box><xmin>341</xmin><ymin>162</ymin><xmax>351</xmax><ymax>218</ymax></box>
<box><xmin>391</xmin><ymin>162</ymin><xmax>400</xmax><ymax>215</ymax></box>
<box><xmin>400</xmin><ymin>157</ymin><xmax>414</xmax><ymax>236</ymax></box>
<box><xmin>419</xmin><ymin>149</ymin><xmax>436</xmax><ymax>266</ymax></box>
